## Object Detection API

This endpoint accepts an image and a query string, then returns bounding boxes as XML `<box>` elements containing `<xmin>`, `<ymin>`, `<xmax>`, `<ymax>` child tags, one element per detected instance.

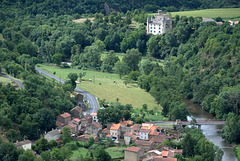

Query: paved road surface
<box><xmin>1</xmin><ymin>72</ymin><xmax>24</xmax><ymax>89</ymax></box>
<box><xmin>35</xmin><ymin>67</ymin><xmax>99</xmax><ymax>114</ymax></box>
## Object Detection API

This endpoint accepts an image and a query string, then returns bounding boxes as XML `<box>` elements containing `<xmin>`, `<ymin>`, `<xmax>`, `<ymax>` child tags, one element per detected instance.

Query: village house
<box><xmin>124</xmin><ymin>146</ymin><xmax>144</xmax><ymax>161</ymax></box>
<box><xmin>67</xmin><ymin>123</ymin><xmax>78</xmax><ymax>134</ymax></box>
<box><xmin>100</xmin><ymin>128</ymin><xmax>110</xmax><ymax>138</ymax></box>
<box><xmin>124</xmin><ymin>132</ymin><xmax>133</xmax><ymax>146</ymax></box>
<box><xmin>81</xmin><ymin>114</ymin><xmax>92</xmax><ymax>127</ymax></box>
<box><xmin>14</xmin><ymin>140</ymin><xmax>32</xmax><ymax>150</ymax></box>
<box><xmin>110</xmin><ymin>123</ymin><xmax>121</xmax><ymax>140</ymax></box>
<box><xmin>76</xmin><ymin>134</ymin><xmax>98</xmax><ymax>142</ymax></box>
<box><xmin>70</xmin><ymin>105</ymin><xmax>83</xmax><ymax>119</ymax></box>
<box><xmin>90</xmin><ymin>112</ymin><xmax>98</xmax><ymax>122</ymax></box>
<box><xmin>147</xmin><ymin>10</ymin><xmax>172</xmax><ymax>35</ymax></box>
<box><xmin>135</xmin><ymin>140</ymin><xmax>155</xmax><ymax>151</ymax></box>
<box><xmin>44</xmin><ymin>129</ymin><xmax>61</xmax><ymax>142</ymax></box>
<box><xmin>150</xmin><ymin>134</ymin><xmax>171</xmax><ymax>146</ymax></box>
<box><xmin>131</xmin><ymin>124</ymin><xmax>140</xmax><ymax>132</ymax></box>
<box><xmin>86</xmin><ymin>122</ymin><xmax>102</xmax><ymax>136</ymax></box>
<box><xmin>120</xmin><ymin>121</ymin><xmax>134</xmax><ymax>137</ymax></box>
<box><xmin>151</xmin><ymin>156</ymin><xmax>177</xmax><ymax>161</ymax></box>
<box><xmin>56</xmin><ymin>112</ymin><xmax>71</xmax><ymax>128</ymax></box>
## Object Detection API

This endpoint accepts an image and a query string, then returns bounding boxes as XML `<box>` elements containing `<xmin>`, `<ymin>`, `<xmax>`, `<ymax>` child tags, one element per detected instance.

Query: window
<box><xmin>150</xmin><ymin>27</ymin><xmax>152</xmax><ymax>29</ymax></box>
<box><xmin>150</xmin><ymin>30</ymin><xmax>152</xmax><ymax>32</ymax></box>
<box><xmin>159</xmin><ymin>28</ymin><xmax>161</xmax><ymax>29</ymax></box>
<box><xmin>154</xmin><ymin>31</ymin><xmax>156</xmax><ymax>33</ymax></box>
<box><xmin>154</xmin><ymin>27</ymin><xmax>155</xmax><ymax>29</ymax></box>
<box><xmin>159</xmin><ymin>31</ymin><xmax>161</xmax><ymax>33</ymax></box>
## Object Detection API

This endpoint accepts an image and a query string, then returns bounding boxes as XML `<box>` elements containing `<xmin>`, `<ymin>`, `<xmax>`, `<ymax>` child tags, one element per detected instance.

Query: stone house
<box><xmin>86</xmin><ymin>122</ymin><xmax>102</xmax><ymax>136</ymax></box>
<box><xmin>67</xmin><ymin>123</ymin><xmax>78</xmax><ymax>134</ymax></box>
<box><xmin>147</xmin><ymin>10</ymin><xmax>172</xmax><ymax>35</ymax></box>
<box><xmin>139</xmin><ymin>128</ymin><xmax>151</xmax><ymax>140</ymax></box>
<box><xmin>124</xmin><ymin>146</ymin><xmax>144</xmax><ymax>161</ymax></box>
<box><xmin>124</xmin><ymin>132</ymin><xmax>133</xmax><ymax>146</ymax></box>
<box><xmin>70</xmin><ymin>105</ymin><xmax>83</xmax><ymax>119</ymax></box>
<box><xmin>100</xmin><ymin>128</ymin><xmax>110</xmax><ymax>138</ymax></box>
<box><xmin>81</xmin><ymin>114</ymin><xmax>92</xmax><ymax>127</ymax></box>
<box><xmin>110</xmin><ymin>123</ymin><xmax>121</xmax><ymax>140</ymax></box>
<box><xmin>150</xmin><ymin>134</ymin><xmax>171</xmax><ymax>146</ymax></box>
<box><xmin>135</xmin><ymin>140</ymin><xmax>155</xmax><ymax>151</ymax></box>
<box><xmin>14</xmin><ymin>140</ymin><xmax>32</xmax><ymax>150</ymax></box>
<box><xmin>44</xmin><ymin>129</ymin><xmax>61</xmax><ymax>142</ymax></box>
<box><xmin>57</xmin><ymin>112</ymin><xmax>71</xmax><ymax>127</ymax></box>
<box><xmin>90</xmin><ymin>112</ymin><xmax>98</xmax><ymax>122</ymax></box>
<box><xmin>130</xmin><ymin>124</ymin><xmax>140</xmax><ymax>132</ymax></box>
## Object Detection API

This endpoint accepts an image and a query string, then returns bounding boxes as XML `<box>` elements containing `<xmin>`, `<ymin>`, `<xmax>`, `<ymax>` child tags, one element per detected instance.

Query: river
<box><xmin>185</xmin><ymin>100</ymin><xmax>238</xmax><ymax>161</ymax></box>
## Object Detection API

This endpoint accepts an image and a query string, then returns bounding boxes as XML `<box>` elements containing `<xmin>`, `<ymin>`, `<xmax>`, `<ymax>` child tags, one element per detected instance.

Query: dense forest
<box><xmin>1</xmin><ymin>0</ymin><xmax>240</xmax><ymax>16</ymax></box>
<box><xmin>1</xmin><ymin>1</ymin><xmax>240</xmax><ymax>160</ymax></box>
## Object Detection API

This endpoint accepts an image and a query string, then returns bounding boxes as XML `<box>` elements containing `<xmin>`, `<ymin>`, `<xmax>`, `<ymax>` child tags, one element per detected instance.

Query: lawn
<box><xmin>37</xmin><ymin>64</ymin><xmax>161</xmax><ymax>109</ymax></box>
<box><xmin>71</xmin><ymin>146</ymin><xmax>125</xmax><ymax>160</ymax></box>
<box><xmin>0</xmin><ymin>76</ymin><xmax>13</xmax><ymax>85</ymax></box>
<box><xmin>169</xmin><ymin>8</ymin><xmax>240</xmax><ymax>19</ymax></box>
<box><xmin>71</xmin><ymin>147</ymin><xmax>89</xmax><ymax>160</ymax></box>
<box><xmin>105</xmin><ymin>146</ymin><xmax>125</xmax><ymax>158</ymax></box>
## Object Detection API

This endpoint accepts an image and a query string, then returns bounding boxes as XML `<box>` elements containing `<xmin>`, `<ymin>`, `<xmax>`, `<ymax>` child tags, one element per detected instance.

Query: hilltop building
<box><xmin>147</xmin><ymin>10</ymin><xmax>172</xmax><ymax>35</ymax></box>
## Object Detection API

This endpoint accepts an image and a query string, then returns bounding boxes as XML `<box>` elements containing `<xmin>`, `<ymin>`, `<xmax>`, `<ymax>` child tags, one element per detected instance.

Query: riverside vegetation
<box><xmin>1</xmin><ymin>0</ymin><xmax>240</xmax><ymax>160</ymax></box>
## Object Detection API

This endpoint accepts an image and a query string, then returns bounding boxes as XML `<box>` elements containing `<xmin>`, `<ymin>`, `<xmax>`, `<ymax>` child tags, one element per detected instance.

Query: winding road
<box><xmin>35</xmin><ymin>67</ymin><xmax>99</xmax><ymax>114</ymax></box>
<box><xmin>1</xmin><ymin>72</ymin><xmax>24</xmax><ymax>89</ymax></box>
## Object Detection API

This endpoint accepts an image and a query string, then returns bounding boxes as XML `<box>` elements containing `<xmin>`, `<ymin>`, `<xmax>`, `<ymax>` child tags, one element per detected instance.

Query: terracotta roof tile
<box><xmin>150</xmin><ymin>135</ymin><xmax>171</xmax><ymax>144</ymax></box>
<box><xmin>92</xmin><ymin>122</ymin><xmax>102</xmax><ymax>129</ymax></box>
<box><xmin>74</xmin><ymin>118</ymin><xmax>81</xmax><ymax>122</ymax></box>
<box><xmin>124</xmin><ymin>132</ymin><xmax>133</xmax><ymax>137</ymax></box>
<box><xmin>135</xmin><ymin>140</ymin><xmax>153</xmax><ymax>146</ymax></box>
<box><xmin>84</xmin><ymin>114</ymin><xmax>92</xmax><ymax>120</ymax></box>
<box><xmin>120</xmin><ymin>121</ymin><xmax>133</xmax><ymax>127</ymax></box>
<box><xmin>90</xmin><ymin>112</ymin><xmax>97</xmax><ymax>116</ymax></box>
<box><xmin>110</xmin><ymin>123</ymin><xmax>121</xmax><ymax>130</ymax></box>
<box><xmin>102</xmin><ymin>128</ymin><xmax>110</xmax><ymax>133</ymax></box>
<box><xmin>140</xmin><ymin>128</ymin><xmax>151</xmax><ymax>133</ymax></box>
<box><xmin>71</xmin><ymin>105</ymin><xmax>83</xmax><ymax>113</ymax></box>
<box><xmin>153</xmin><ymin>156</ymin><xmax>177</xmax><ymax>161</ymax></box>
<box><xmin>130</xmin><ymin>124</ymin><xmax>140</xmax><ymax>131</ymax></box>
<box><xmin>68</xmin><ymin>123</ymin><xmax>77</xmax><ymax>128</ymax></box>
<box><xmin>106</xmin><ymin>134</ymin><xmax>111</xmax><ymax>137</ymax></box>
<box><xmin>125</xmin><ymin>146</ymin><xmax>141</xmax><ymax>153</ymax></box>
<box><xmin>60</xmin><ymin>112</ymin><xmax>71</xmax><ymax>118</ymax></box>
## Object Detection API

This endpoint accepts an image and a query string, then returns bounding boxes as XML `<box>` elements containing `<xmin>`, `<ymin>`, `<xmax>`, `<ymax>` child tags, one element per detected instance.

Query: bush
<box><xmin>64</xmin><ymin>142</ymin><xmax>78</xmax><ymax>150</ymax></box>
<box><xmin>62</xmin><ymin>63</ymin><xmax>70</xmax><ymax>68</ymax></box>
<box><xmin>76</xmin><ymin>142</ymin><xmax>84</xmax><ymax>147</ymax></box>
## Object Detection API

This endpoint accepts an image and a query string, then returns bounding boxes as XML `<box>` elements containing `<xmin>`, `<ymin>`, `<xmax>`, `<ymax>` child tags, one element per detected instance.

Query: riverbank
<box><xmin>185</xmin><ymin>100</ymin><xmax>238</xmax><ymax>161</ymax></box>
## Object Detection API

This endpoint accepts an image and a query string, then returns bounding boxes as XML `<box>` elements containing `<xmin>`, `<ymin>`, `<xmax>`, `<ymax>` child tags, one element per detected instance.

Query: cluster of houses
<box><xmin>13</xmin><ymin>91</ymin><xmax>182</xmax><ymax>160</ymax></box>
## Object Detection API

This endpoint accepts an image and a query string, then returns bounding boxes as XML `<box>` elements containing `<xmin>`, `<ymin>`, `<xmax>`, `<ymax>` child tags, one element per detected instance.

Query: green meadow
<box><xmin>169</xmin><ymin>8</ymin><xmax>240</xmax><ymax>19</ymax></box>
<box><xmin>37</xmin><ymin>64</ymin><xmax>161</xmax><ymax>110</ymax></box>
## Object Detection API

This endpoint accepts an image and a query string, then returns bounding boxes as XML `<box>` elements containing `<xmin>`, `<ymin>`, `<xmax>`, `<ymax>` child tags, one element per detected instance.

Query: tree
<box><xmin>128</xmin><ymin>71</ymin><xmax>140</xmax><ymax>81</ymax></box>
<box><xmin>222</xmin><ymin>113</ymin><xmax>240</xmax><ymax>143</ymax></box>
<box><xmin>67</xmin><ymin>73</ymin><xmax>78</xmax><ymax>89</ymax></box>
<box><xmin>35</xmin><ymin>137</ymin><xmax>49</xmax><ymax>154</ymax></box>
<box><xmin>122</xmin><ymin>48</ymin><xmax>142</xmax><ymax>71</ymax></box>
<box><xmin>79</xmin><ymin>72</ymin><xmax>86</xmax><ymax>81</ymax></box>
<box><xmin>51</xmin><ymin>53</ymin><xmax>62</xmax><ymax>65</ymax></box>
<box><xmin>40</xmin><ymin>151</ymin><xmax>51</xmax><ymax>161</ymax></box>
<box><xmin>101</xmin><ymin>51</ymin><xmax>119</xmax><ymax>73</ymax></box>
<box><xmin>6</xmin><ymin>129</ymin><xmax>21</xmax><ymax>143</ymax></box>
<box><xmin>61</xmin><ymin>126</ymin><xmax>72</xmax><ymax>144</ymax></box>
<box><xmin>92</xmin><ymin>40</ymin><xmax>105</xmax><ymax>51</ymax></box>
<box><xmin>88</xmin><ymin>137</ymin><xmax>94</xmax><ymax>147</ymax></box>
<box><xmin>94</xmin><ymin>146</ymin><xmax>111</xmax><ymax>161</ymax></box>
<box><xmin>51</xmin><ymin>148</ymin><xmax>64</xmax><ymax>161</ymax></box>
<box><xmin>18</xmin><ymin>149</ymin><xmax>36</xmax><ymax>161</ymax></box>
<box><xmin>182</xmin><ymin>133</ymin><xmax>194</xmax><ymax>157</ymax></box>
<box><xmin>0</xmin><ymin>142</ymin><xmax>19</xmax><ymax>161</ymax></box>
<box><xmin>49</xmin><ymin>140</ymin><xmax>58</xmax><ymax>149</ymax></box>
<box><xmin>33</xmin><ymin>108</ymin><xmax>55</xmax><ymax>133</ymax></box>
<box><xmin>113</xmin><ymin>61</ymin><xmax>130</xmax><ymax>78</ymax></box>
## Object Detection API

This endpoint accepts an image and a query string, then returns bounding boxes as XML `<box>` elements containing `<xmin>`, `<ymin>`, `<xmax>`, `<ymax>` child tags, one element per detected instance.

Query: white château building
<box><xmin>147</xmin><ymin>10</ymin><xmax>172</xmax><ymax>35</ymax></box>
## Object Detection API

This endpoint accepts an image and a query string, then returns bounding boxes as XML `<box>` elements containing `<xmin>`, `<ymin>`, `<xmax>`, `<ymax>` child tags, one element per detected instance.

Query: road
<box><xmin>35</xmin><ymin>67</ymin><xmax>99</xmax><ymax>114</ymax></box>
<box><xmin>1</xmin><ymin>72</ymin><xmax>24</xmax><ymax>89</ymax></box>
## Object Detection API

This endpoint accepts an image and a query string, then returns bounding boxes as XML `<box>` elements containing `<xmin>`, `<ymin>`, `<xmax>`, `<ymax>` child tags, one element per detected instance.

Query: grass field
<box><xmin>72</xmin><ymin>18</ymin><xmax>94</xmax><ymax>23</ymax></box>
<box><xmin>37</xmin><ymin>64</ymin><xmax>161</xmax><ymax>109</ymax></box>
<box><xmin>0</xmin><ymin>76</ymin><xmax>13</xmax><ymax>85</ymax></box>
<box><xmin>169</xmin><ymin>8</ymin><xmax>240</xmax><ymax>19</ymax></box>
<box><xmin>71</xmin><ymin>146</ymin><xmax>124</xmax><ymax>160</ymax></box>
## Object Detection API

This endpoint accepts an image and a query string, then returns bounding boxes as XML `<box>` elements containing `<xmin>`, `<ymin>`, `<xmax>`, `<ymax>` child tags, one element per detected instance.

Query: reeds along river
<box><xmin>184</xmin><ymin>100</ymin><xmax>238</xmax><ymax>161</ymax></box>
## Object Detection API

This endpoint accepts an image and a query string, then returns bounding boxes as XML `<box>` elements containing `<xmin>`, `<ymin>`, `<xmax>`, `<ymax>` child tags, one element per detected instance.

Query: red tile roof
<box><xmin>102</xmin><ymin>128</ymin><xmax>110</xmax><ymax>134</ymax></box>
<box><xmin>161</xmin><ymin>151</ymin><xmax>175</xmax><ymax>158</ymax></box>
<box><xmin>84</xmin><ymin>114</ymin><xmax>92</xmax><ymax>120</ymax></box>
<box><xmin>60</xmin><ymin>112</ymin><xmax>71</xmax><ymax>118</ymax></box>
<box><xmin>131</xmin><ymin>124</ymin><xmax>140</xmax><ymax>131</ymax></box>
<box><xmin>110</xmin><ymin>123</ymin><xmax>121</xmax><ymax>130</ymax></box>
<box><xmin>150</xmin><ymin>135</ymin><xmax>171</xmax><ymax>144</ymax></box>
<box><xmin>135</xmin><ymin>140</ymin><xmax>153</xmax><ymax>146</ymax></box>
<box><xmin>71</xmin><ymin>105</ymin><xmax>83</xmax><ymax>113</ymax></box>
<box><xmin>124</xmin><ymin>132</ymin><xmax>133</xmax><ymax>137</ymax></box>
<box><xmin>120</xmin><ymin>120</ymin><xmax>133</xmax><ymax>126</ymax></box>
<box><xmin>92</xmin><ymin>122</ymin><xmax>102</xmax><ymax>129</ymax></box>
<box><xmin>68</xmin><ymin>123</ymin><xmax>77</xmax><ymax>128</ymax></box>
<box><xmin>139</xmin><ymin>128</ymin><xmax>151</xmax><ymax>133</ymax></box>
<box><xmin>73</xmin><ymin>118</ymin><xmax>81</xmax><ymax>122</ymax></box>
<box><xmin>106</xmin><ymin>134</ymin><xmax>111</xmax><ymax>137</ymax></box>
<box><xmin>125</xmin><ymin>146</ymin><xmax>141</xmax><ymax>153</ymax></box>
<box><xmin>90</xmin><ymin>112</ymin><xmax>97</xmax><ymax>116</ymax></box>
